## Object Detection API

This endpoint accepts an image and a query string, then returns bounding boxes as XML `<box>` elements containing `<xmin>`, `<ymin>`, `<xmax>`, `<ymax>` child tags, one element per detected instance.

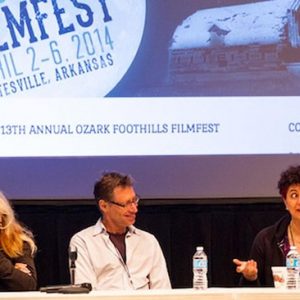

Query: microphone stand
<box><xmin>40</xmin><ymin>247</ymin><xmax>92</xmax><ymax>294</ymax></box>
<box><xmin>70</xmin><ymin>249</ymin><xmax>77</xmax><ymax>286</ymax></box>
<box><xmin>59</xmin><ymin>247</ymin><xmax>91</xmax><ymax>294</ymax></box>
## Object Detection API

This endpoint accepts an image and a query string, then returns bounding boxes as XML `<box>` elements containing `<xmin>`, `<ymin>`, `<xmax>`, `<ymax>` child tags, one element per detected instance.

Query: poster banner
<box><xmin>1</xmin><ymin>0</ymin><xmax>300</xmax><ymax>157</ymax></box>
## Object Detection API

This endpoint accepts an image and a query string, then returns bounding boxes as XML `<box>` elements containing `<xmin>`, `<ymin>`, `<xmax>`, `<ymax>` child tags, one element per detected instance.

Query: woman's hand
<box><xmin>233</xmin><ymin>258</ymin><xmax>258</xmax><ymax>281</ymax></box>
<box><xmin>14</xmin><ymin>263</ymin><xmax>32</xmax><ymax>276</ymax></box>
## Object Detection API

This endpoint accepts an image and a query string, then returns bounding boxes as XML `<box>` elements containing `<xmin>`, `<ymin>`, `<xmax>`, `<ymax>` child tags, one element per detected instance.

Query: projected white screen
<box><xmin>0</xmin><ymin>0</ymin><xmax>300</xmax><ymax>200</ymax></box>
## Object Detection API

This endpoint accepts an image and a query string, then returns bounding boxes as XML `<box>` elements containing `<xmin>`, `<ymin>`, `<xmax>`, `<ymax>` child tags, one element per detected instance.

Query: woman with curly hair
<box><xmin>233</xmin><ymin>165</ymin><xmax>300</xmax><ymax>287</ymax></box>
<box><xmin>0</xmin><ymin>191</ymin><xmax>37</xmax><ymax>291</ymax></box>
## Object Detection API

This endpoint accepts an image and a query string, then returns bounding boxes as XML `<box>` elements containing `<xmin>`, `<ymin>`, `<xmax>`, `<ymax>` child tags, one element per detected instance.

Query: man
<box><xmin>69</xmin><ymin>172</ymin><xmax>171</xmax><ymax>290</ymax></box>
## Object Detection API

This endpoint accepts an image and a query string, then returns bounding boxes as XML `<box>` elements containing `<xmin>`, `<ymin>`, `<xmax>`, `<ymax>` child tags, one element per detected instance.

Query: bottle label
<box><xmin>286</xmin><ymin>258</ymin><xmax>299</xmax><ymax>268</ymax></box>
<box><xmin>193</xmin><ymin>259</ymin><xmax>207</xmax><ymax>269</ymax></box>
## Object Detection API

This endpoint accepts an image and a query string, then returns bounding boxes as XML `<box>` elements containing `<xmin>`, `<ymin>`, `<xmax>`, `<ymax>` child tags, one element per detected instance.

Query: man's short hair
<box><xmin>93</xmin><ymin>172</ymin><xmax>134</xmax><ymax>202</ymax></box>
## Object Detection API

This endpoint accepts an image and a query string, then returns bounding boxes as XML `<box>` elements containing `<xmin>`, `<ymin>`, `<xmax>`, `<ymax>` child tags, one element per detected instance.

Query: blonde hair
<box><xmin>0</xmin><ymin>192</ymin><xmax>36</xmax><ymax>258</ymax></box>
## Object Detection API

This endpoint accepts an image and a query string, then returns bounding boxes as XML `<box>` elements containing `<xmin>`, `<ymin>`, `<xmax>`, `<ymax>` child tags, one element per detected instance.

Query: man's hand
<box><xmin>233</xmin><ymin>258</ymin><xmax>258</xmax><ymax>281</ymax></box>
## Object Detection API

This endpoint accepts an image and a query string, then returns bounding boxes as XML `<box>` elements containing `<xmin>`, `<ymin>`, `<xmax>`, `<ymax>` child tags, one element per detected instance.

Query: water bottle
<box><xmin>193</xmin><ymin>246</ymin><xmax>208</xmax><ymax>289</ymax></box>
<box><xmin>286</xmin><ymin>246</ymin><xmax>299</xmax><ymax>289</ymax></box>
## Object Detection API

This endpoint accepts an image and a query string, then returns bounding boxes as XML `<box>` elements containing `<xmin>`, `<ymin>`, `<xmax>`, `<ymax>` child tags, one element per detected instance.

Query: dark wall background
<box><xmin>14</xmin><ymin>200</ymin><xmax>286</xmax><ymax>289</ymax></box>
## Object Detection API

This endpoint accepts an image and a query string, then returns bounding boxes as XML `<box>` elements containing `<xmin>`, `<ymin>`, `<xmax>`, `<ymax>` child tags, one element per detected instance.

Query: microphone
<box><xmin>69</xmin><ymin>245</ymin><xmax>77</xmax><ymax>262</ymax></box>
<box><xmin>40</xmin><ymin>245</ymin><xmax>92</xmax><ymax>294</ymax></box>
<box><xmin>69</xmin><ymin>245</ymin><xmax>77</xmax><ymax>285</ymax></box>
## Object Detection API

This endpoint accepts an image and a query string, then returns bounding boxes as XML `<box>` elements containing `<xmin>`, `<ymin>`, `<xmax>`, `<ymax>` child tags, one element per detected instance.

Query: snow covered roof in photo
<box><xmin>170</xmin><ymin>0</ymin><xmax>297</xmax><ymax>49</ymax></box>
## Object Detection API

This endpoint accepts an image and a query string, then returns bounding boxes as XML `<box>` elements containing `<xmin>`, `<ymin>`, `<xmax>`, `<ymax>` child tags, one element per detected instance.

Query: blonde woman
<box><xmin>0</xmin><ymin>192</ymin><xmax>37</xmax><ymax>291</ymax></box>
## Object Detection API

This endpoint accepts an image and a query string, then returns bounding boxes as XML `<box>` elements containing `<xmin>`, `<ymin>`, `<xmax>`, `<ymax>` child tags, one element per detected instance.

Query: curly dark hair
<box><xmin>277</xmin><ymin>165</ymin><xmax>300</xmax><ymax>199</ymax></box>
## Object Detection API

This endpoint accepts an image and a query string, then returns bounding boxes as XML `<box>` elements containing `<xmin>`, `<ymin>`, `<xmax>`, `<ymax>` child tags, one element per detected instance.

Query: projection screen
<box><xmin>0</xmin><ymin>0</ymin><xmax>300</xmax><ymax>201</ymax></box>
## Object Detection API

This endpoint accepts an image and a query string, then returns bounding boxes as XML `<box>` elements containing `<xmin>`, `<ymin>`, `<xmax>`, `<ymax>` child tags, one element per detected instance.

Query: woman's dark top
<box><xmin>241</xmin><ymin>214</ymin><xmax>290</xmax><ymax>287</ymax></box>
<box><xmin>0</xmin><ymin>241</ymin><xmax>37</xmax><ymax>291</ymax></box>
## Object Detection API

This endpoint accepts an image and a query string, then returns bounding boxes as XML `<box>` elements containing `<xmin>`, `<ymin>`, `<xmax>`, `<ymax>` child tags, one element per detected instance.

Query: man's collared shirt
<box><xmin>70</xmin><ymin>219</ymin><xmax>171</xmax><ymax>290</ymax></box>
